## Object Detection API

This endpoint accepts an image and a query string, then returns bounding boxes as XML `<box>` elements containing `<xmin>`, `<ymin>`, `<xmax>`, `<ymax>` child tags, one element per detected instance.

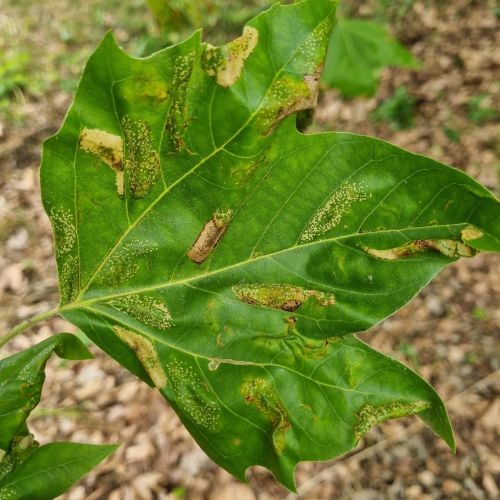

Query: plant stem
<box><xmin>0</xmin><ymin>306</ymin><xmax>61</xmax><ymax>350</ymax></box>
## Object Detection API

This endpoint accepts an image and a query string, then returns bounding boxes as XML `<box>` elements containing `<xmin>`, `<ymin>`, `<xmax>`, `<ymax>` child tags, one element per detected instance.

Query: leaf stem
<box><xmin>0</xmin><ymin>306</ymin><xmax>61</xmax><ymax>350</ymax></box>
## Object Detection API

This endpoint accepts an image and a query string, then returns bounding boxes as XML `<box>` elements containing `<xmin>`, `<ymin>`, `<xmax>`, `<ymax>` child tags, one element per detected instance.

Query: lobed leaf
<box><xmin>40</xmin><ymin>0</ymin><xmax>500</xmax><ymax>489</ymax></box>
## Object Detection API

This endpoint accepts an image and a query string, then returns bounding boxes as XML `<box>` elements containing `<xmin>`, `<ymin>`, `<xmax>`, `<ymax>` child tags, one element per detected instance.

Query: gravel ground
<box><xmin>0</xmin><ymin>0</ymin><xmax>499</xmax><ymax>498</ymax></box>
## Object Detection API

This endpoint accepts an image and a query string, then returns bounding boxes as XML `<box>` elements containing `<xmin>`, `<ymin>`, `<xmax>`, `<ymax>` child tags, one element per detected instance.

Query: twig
<box><xmin>0</xmin><ymin>306</ymin><xmax>61</xmax><ymax>350</ymax></box>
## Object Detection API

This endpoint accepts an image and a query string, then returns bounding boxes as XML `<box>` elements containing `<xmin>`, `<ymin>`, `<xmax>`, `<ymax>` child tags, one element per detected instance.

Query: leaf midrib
<box><xmin>76</xmin><ymin>6</ymin><xmax>336</xmax><ymax>301</ymax></box>
<box><xmin>65</xmin><ymin>222</ymin><xmax>468</xmax><ymax>309</ymax></box>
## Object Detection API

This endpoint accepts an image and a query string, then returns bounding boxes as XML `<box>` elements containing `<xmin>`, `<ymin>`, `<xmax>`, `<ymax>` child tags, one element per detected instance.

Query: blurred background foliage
<box><xmin>0</xmin><ymin>0</ymin><xmax>498</xmax><ymax>138</ymax></box>
<box><xmin>0</xmin><ymin>0</ymin><xmax>422</xmax><ymax>125</ymax></box>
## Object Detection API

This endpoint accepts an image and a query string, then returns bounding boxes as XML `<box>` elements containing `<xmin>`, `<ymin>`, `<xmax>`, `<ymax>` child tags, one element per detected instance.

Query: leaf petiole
<box><xmin>0</xmin><ymin>306</ymin><xmax>62</xmax><ymax>350</ymax></box>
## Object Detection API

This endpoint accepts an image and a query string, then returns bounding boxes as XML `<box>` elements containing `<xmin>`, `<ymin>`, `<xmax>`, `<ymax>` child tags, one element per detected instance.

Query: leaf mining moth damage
<box><xmin>188</xmin><ymin>210</ymin><xmax>232</xmax><ymax>264</ymax></box>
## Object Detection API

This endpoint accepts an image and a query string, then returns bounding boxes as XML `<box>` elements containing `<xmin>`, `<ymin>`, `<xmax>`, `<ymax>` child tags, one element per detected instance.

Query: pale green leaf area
<box><xmin>38</xmin><ymin>0</ymin><xmax>500</xmax><ymax>490</ymax></box>
<box><xmin>323</xmin><ymin>18</ymin><xmax>418</xmax><ymax>96</ymax></box>
<box><xmin>0</xmin><ymin>443</ymin><xmax>118</xmax><ymax>500</ymax></box>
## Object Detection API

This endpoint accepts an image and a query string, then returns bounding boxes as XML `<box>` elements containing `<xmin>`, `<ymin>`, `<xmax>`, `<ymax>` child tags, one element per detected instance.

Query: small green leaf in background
<box><xmin>0</xmin><ymin>335</ymin><xmax>116</xmax><ymax>499</ymax></box>
<box><xmin>39</xmin><ymin>0</ymin><xmax>500</xmax><ymax>491</ymax></box>
<box><xmin>371</xmin><ymin>85</ymin><xmax>416</xmax><ymax>129</ymax></box>
<box><xmin>467</xmin><ymin>94</ymin><xmax>498</xmax><ymax>125</ymax></box>
<box><xmin>323</xmin><ymin>18</ymin><xmax>418</xmax><ymax>96</ymax></box>
<box><xmin>0</xmin><ymin>443</ymin><xmax>118</xmax><ymax>500</ymax></box>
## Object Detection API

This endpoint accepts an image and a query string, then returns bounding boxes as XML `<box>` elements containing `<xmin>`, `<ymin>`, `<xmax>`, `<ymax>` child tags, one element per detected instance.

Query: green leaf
<box><xmin>0</xmin><ymin>334</ymin><xmax>93</xmax><ymax>451</ymax></box>
<box><xmin>39</xmin><ymin>0</ymin><xmax>500</xmax><ymax>489</ymax></box>
<box><xmin>0</xmin><ymin>443</ymin><xmax>117</xmax><ymax>500</ymax></box>
<box><xmin>0</xmin><ymin>336</ymin><xmax>110</xmax><ymax>498</ymax></box>
<box><xmin>371</xmin><ymin>85</ymin><xmax>416</xmax><ymax>130</ymax></box>
<box><xmin>323</xmin><ymin>18</ymin><xmax>418</xmax><ymax>96</ymax></box>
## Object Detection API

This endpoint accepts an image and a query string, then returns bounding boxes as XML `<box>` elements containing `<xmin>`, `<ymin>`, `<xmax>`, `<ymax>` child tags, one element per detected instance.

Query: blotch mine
<box><xmin>363</xmin><ymin>239</ymin><xmax>476</xmax><ymax>261</ymax></box>
<box><xmin>188</xmin><ymin>209</ymin><xmax>233</xmax><ymax>264</ymax></box>
<box><xmin>59</xmin><ymin>255</ymin><xmax>80</xmax><ymax>304</ymax></box>
<box><xmin>99</xmin><ymin>240</ymin><xmax>156</xmax><ymax>286</ymax></box>
<box><xmin>122</xmin><ymin>117</ymin><xmax>160</xmax><ymax>198</ymax></box>
<box><xmin>241</xmin><ymin>377</ymin><xmax>291</xmax><ymax>454</ymax></box>
<box><xmin>232</xmin><ymin>283</ymin><xmax>335</xmax><ymax>312</ymax></box>
<box><xmin>461</xmin><ymin>225</ymin><xmax>483</xmax><ymax>241</ymax></box>
<box><xmin>354</xmin><ymin>401</ymin><xmax>431</xmax><ymax>440</ymax></box>
<box><xmin>109</xmin><ymin>294</ymin><xmax>174</xmax><ymax>331</ymax></box>
<box><xmin>258</xmin><ymin>73</ymin><xmax>320</xmax><ymax>136</ymax></box>
<box><xmin>301</xmin><ymin>182</ymin><xmax>371</xmax><ymax>242</ymax></box>
<box><xmin>79</xmin><ymin>128</ymin><xmax>124</xmax><ymax>195</ymax></box>
<box><xmin>113</xmin><ymin>326</ymin><xmax>167</xmax><ymax>388</ymax></box>
<box><xmin>166</xmin><ymin>52</ymin><xmax>196</xmax><ymax>152</ymax></box>
<box><xmin>298</xmin><ymin>18</ymin><xmax>332</xmax><ymax>73</ymax></box>
<box><xmin>203</xmin><ymin>26</ymin><xmax>259</xmax><ymax>87</ymax></box>
<box><xmin>166</xmin><ymin>359</ymin><xmax>220</xmax><ymax>431</ymax></box>
<box><xmin>50</xmin><ymin>207</ymin><xmax>77</xmax><ymax>256</ymax></box>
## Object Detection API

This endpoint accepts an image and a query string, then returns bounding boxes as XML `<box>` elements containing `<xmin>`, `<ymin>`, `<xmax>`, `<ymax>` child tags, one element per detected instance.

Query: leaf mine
<box><xmin>208</xmin><ymin>359</ymin><xmax>221</xmax><ymax>371</ymax></box>
<box><xmin>166</xmin><ymin>52</ymin><xmax>196</xmax><ymax>152</ymax></box>
<box><xmin>79</xmin><ymin>128</ymin><xmax>124</xmax><ymax>196</ymax></box>
<box><xmin>461</xmin><ymin>225</ymin><xmax>484</xmax><ymax>241</ymax></box>
<box><xmin>109</xmin><ymin>295</ymin><xmax>174</xmax><ymax>331</ymax></box>
<box><xmin>300</xmin><ymin>182</ymin><xmax>371</xmax><ymax>242</ymax></box>
<box><xmin>298</xmin><ymin>18</ymin><xmax>332</xmax><ymax>74</ymax></box>
<box><xmin>122</xmin><ymin>117</ymin><xmax>160</xmax><ymax>198</ymax></box>
<box><xmin>49</xmin><ymin>208</ymin><xmax>77</xmax><ymax>256</ymax></box>
<box><xmin>232</xmin><ymin>284</ymin><xmax>336</xmax><ymax>312</ymax></box>
<box><xmin>188</xmin><ymin>209</ymin><xmax>233</xmax><ymax>264</ymax></box>
<box><xmin>48</xmin><ymin>207</ymin><xmax>80</xmax><ymax>303</ymax></box>
<box><xmin>354</xmin><ymin>401</ymin><xmax>431</xmax><ymax>440</ymax></box>
<box><xmin>252</xmin><ymin>317</ymin><xmax>337</xmax><ymax>361</ymax></box>
<box><xmin>166</xmin><ymin>360</ymin><xmax>220</xmax><ymax>431</ymax></box>
<box><xmin>59</xmin><ymin>255</ymin><xmax>80</xmax><ymax>304</ymax></box>
<box><xmin>113</xmin><ymin>326</ymin><xmax>167</xmax><ymax>388</ymax></box>
<box><xmin>258</xmin><ymin>70</ymin><xmax>323</xmax><ymax>136</ymax></box>
<box><xmin>99</xmin><ymin>240</ymin><xmax>156</xmax><ymax>286</ymax></box>
<box><xmin>203</xmin><ymin>26</ymin><xmax>259</xmax><ymax>87</ymax></box>
<box><xmin>241</xmin><ymin>378</ymin><xmax>291</xmax><ymax>455</ymax></box>
<box><xmin>363</xmin><ymin>239</ymin><xmax>476</xmax><ymax>261</ymax></box>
